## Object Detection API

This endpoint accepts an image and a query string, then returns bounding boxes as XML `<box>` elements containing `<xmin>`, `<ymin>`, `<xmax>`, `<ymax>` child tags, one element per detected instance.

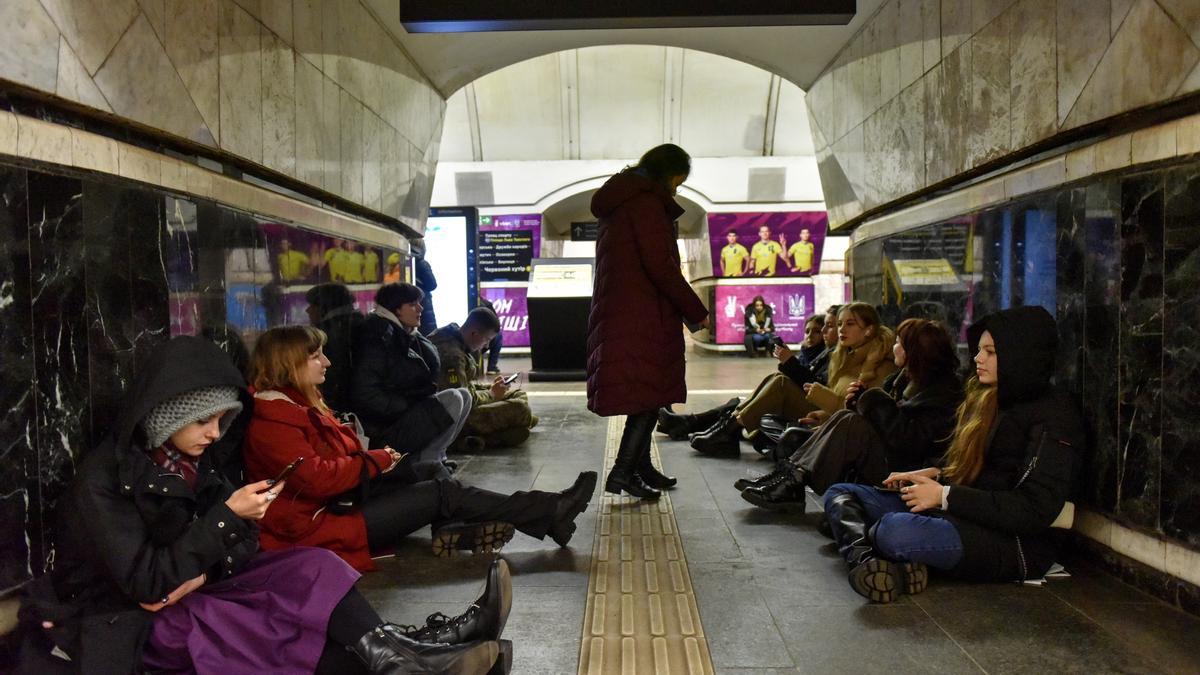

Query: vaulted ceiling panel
<box><xmin>472</xmin><ymin>52</ymin><xmax>564</xmax><ymax>160</ymax></box>
<box><xmin>678</xmin><ymin>50</ymin><xmax>774</xmax><ymax>157</ymax></box>
<box><xmin>577</xmin><ymin>45</ymin><xmax>668</xmax><ymax>159</ymax></box>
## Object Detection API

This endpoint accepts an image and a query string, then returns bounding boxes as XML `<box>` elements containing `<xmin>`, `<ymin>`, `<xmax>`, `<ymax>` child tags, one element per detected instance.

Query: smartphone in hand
<box><xmin>502</xmin><ymin>372</ymin><xmax>520</xmax><ymax>385</ymax></box>
<box><xmin>260</xmin><ymin>457</ymin><xmax>305</xmax><ymax>491</ymax></box>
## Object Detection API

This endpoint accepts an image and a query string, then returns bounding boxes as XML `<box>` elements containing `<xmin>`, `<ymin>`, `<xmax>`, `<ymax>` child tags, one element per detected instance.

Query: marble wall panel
<box><xmin>165</xmin><ymin>196</ymin><xmax>202</xmax><ymax>337</ymax></box>
<box><xmin>81</xmin><ymin>183</ymin><xmax>136</xmax><ymax>445</ymax></box>
<box><xmin>1157</xmin><ymin>0</ymin><xmax>1200</xmax><ymax>49</ymax></box>
<box><xmin>1161</xmin><ymin>168</ymin><xmax>1200</xmax><ymax>545</ymax></box>
<box><xmin>218</xmin><ymin>0</ymin><xmax>264</xmax><ymax>163</ymax></box>
<box><xmin>1063</xmin><ymin>1</ymin><xmax>1199</xmax><ymax>130</ymax></box>
<box><xmin>0</xmin><ymin>166</ymin><xmax>32</xmax><ymax>591</ymax></box>
<box><xmin>233</xmin><ymin>0</ymin><xmax>292</xmax><ymax>45</ymax></box>
<box><xmin>261</xmin><ymin>30</ymin><xmax>297</xmax><ymax>177</ymax></box>
<box><xmin>966</xmin><ymin>11</ymin><xmax>1010</xmax><ymax>168</ymax></box>
<box><xmin>295</xmin><ymin>55</ymin><xmax>325</xmax><ymax>190</ymax></box>
<box><xmin>39</xmin><ymin>0</ymin><xmax>138</xmax><ymax>76</ymax></box>
<box><xmin>55</xmin><ymin>38</ymin><xmax>112</xmax><ymax>112</ymax></box>
<box><xmin>971</xmin><ymin>0</ymin><xmax>1016</xmax><ymax>32</ymax></box>
<box><xmin>292</xmin><ymin>0</ymin><xmax>322</xmax><ymax>68</ymax></box>
<box><xmin>340</xmin><ymin>89</ymin><xmax>365</xmax><ymax>203</ymax></box>
<box><xmin>920</xmin><ymin>0</ymin><xmax>941</xmax><ymax>73</ymax></box>
<box><xmin>897</xmin><ymin>0</ymin><xmax>924</xmax><ymax>91</ymax></box>
<box><xmin>321</xmin><ymin>75</ymin><xmax>343</xmax><ymax>195</ymax></box>
<box><xmin>26</xmin><ymin>172</ymin><xmax>87</xmax><ymax>575</ymax></box>
<box><xmin>1008</xmin><ymin>0</ymin><xmax>1057</xmax><ymax>150</ymax></box>
<box><xmin>363</xmin><ymin>111</ymin><xmax>384</xmax><ymax>212</ymax></box>
<box><xmin>138</xmin><ymin>0</ymin><xmax>167</xmax><ymax>42</ymax></box>
<box><xmin>940</xmin><ymin>0</ymin><xmax>973</xmax><ymax>59</ymax></box>
<box><xmin>1056</xmin><ymin>0</ymin><xmax>1111</xmax><ymax>126</ymax></box>
<box><xmin>0</xmin><ymin>0</ymin><xmax>60</xmax><ymax>93</ymax></box>
<box><xmin>94</xmin><ymin>14</ymin><xmax>214</xmax><ymax>145</ymax></box>
<box><xmin>164</xmin><ymin>0</ymin><xmax>221</xmax><ymax>144</ymax></box>
<box><xmin>1116</xmin><ymin>172</ymin><xmax>1164</xmax><ymax>529</ymax></box>
<box><xmin>876</xmin><ymin>0</ymin><xmax>902</xmax><ymax>106</ymax></box>
<box><xmin>924</xmin><ymin>46</ymin><xmax>972</xmax><ymax>185</ymax></box>
<box><xmin>1081</xmin><ymin>180</ymin><xmax>1122</xmax><ymax>512</ymax></box>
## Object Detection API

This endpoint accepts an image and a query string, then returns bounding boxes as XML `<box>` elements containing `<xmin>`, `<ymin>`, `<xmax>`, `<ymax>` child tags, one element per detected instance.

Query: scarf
<box><xmin>148</xmin><ymin>442</ymin><xmax>200</xmax><ymax>489</ymax></box>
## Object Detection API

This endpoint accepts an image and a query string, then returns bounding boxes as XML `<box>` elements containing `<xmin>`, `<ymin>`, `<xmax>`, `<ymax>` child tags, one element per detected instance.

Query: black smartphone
<box><xmin>502</xmin><ymin>372</ymin><xmax>520</xmax><ymax>385</ymax></box>
<box><xmin>771</xmin><ymin>336</ymin><xmax>787</xmax><ymax>349</ymax></box>
<box><xmin>261</xmin><ymin>457</ymin><xmax>305</xmax><ymax>491</ymax></box>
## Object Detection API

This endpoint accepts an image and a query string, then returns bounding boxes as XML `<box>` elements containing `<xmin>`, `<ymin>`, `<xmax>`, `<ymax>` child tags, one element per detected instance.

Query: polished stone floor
<box><xmin>358</xmin><ymin>350</ymin><xmax>1200</xmax><ymax>674</ymax></box>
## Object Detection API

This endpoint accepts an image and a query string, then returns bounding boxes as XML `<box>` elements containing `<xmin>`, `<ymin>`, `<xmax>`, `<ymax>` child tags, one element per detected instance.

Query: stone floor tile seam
<box><xmin>578</xmin><ymin>416</ymin><xmax>717</xmax><ymax>675</ymax></box>
<box><xmin>1053</xmin><ymin>595</ymin><xmax>1193</xmax><ymax>673</ymax></box>
<box><xmin>908</xmin><ymin>595</ymin><xmax>993</xmax><ymax>674</ymax></box>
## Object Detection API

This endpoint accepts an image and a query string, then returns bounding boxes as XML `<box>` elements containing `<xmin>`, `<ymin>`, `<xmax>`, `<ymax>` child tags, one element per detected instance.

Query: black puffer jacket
<box><xmin>315</xmin><ymin>306</ymin><xmax>365</xmax><ymax>413</ymax></box>
<box><xmin>349</xmin><ymin>312</ymin><xmax>453</xmax><ymax>452</ymax></box>
<box><xmin>18</xmin><ymin>337</ymin><xmax>257</xmax><ymax>675</ymax></box>
<box><xmin>942</xmin><ymin>306</ymin><xmax>1084</xmax><ymax>582</ymax></box>
<box><xmin>856</xmin><ymin>369</ymin><xmax>962</xmax><ymax>473</ymax></box>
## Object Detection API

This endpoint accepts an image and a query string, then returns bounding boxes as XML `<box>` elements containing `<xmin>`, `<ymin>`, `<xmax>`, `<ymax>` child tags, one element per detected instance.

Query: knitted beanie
<box><xmin>142</xmin><ymin>385</ymin><xmax>243</xmax><ymax>449</ymax></box>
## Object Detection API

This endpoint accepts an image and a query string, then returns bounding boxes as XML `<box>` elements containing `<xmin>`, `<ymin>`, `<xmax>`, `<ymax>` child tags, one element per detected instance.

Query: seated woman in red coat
<box><xmin>17</xmin><ymin>336</ymin><xmax>507</xmax><ymax>675</ymax></box>
<box><xmin>243</xmin><ymin>325</ymin><xmax>597</xmax><ymax>568</ymax></box>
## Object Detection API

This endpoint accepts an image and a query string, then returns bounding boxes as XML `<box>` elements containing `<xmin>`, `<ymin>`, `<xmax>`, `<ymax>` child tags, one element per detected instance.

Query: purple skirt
<box><xmin>142</xmin><ymin>547</ymin><xmax>360</xmax><ymax>674</ymax></box>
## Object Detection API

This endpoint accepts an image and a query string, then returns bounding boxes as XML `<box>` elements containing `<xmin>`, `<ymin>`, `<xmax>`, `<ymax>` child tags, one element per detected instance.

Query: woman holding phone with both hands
<box><xmin>822</xmin><ymin>306</ymin><xmax>1084</xmax><ymax>604</ymax></box>
<box><xmin>18</xmin><ymin>337</ymin><xmax>510</xmax><ymax>674</ymax></box>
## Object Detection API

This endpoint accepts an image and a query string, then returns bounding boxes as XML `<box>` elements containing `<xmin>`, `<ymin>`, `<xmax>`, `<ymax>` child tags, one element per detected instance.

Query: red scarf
<box><xmin>148</xmin><ymin>443</ymin><xmax>200</xmax><ymax>489</ymax></box>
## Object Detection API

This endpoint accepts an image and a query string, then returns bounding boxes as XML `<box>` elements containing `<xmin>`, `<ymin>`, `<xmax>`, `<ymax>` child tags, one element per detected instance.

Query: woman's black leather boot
<box><xmin>605</xmin><ymin>413</ymin><xmax>661</xmax><ymax>499</ymax></box>
<box><xmin>637</xmin><ymin>445</ymin><xmax>677</xmax><ymax>489</ymax></box>
<box><xmin>400</xmin><ymin>558</ymin><xmax>512</xmax><ymax>644</ymax></box>
<box><xmin>351</xmin><ymin>625</ymin><xmax>499</xmax><ymax>674</ymax></box>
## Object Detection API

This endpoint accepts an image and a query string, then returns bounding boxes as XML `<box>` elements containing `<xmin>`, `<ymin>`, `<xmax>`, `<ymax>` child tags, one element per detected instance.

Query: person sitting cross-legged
<box><xmin>430</xmin><ymin>307</ymin><xmax>538</xmax><ymax>451</ymax></box>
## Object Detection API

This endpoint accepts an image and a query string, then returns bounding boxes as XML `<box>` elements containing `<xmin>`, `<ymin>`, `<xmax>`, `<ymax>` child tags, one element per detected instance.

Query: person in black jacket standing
<box><xmin>15</xmin><ymin>336</ymin><xmax>508</xmax><ymax>674</ymax></box>
<box><xmin>822</xmin><ymin>306</ymin><xmax>1084</xmax><ymax>604</ymax></box>
<box><xmin>739</xmin><ymin>318</ymin><xmax>962</xmax><ymax>511</ymax></box>
<box><xmin>350</xmin><ymin>283</ymin><xmax>468</xmax><ymax>479</ymax></box>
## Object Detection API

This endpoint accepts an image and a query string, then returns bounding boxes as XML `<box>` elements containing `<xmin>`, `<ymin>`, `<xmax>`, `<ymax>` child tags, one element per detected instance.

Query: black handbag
<box><xmin>327</xmin><ymin>451</ymin><xmax>384</xmax><ymax>515</ymax></box>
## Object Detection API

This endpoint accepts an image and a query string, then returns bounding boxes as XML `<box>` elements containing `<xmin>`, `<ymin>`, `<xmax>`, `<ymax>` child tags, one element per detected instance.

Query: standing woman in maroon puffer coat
<box><xmin>587</xmin><ymin>144</ymin><xmax>710</xmax><ymax>499</ymax></box>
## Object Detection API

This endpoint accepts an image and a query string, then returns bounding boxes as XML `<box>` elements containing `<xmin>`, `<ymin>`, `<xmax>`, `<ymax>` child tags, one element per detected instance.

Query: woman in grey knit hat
<box><xmin>19</xmin><ymin>336</ymin><xmax>509</xmax><ymax>674</ymax></box>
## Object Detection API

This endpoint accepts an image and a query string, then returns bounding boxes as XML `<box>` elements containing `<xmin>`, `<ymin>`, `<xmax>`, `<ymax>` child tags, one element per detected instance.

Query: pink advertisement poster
<box><xmin>708</xmin><ymin>212</ymin><xmax>828</xmax><ymax>278</ymax></box>
<box><xmin>481</xmin><ymin>286</ymin><xmax>530</xmax><ymax>347</ymax></box>
<box><xmin>713</xmin><ymin>284</ymin><xmax>816</xmax><ymax>345</ymax></box>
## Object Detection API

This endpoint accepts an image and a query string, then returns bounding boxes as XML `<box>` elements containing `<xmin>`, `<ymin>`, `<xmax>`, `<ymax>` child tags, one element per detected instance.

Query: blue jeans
<box><xmin>823</xmin><ymin>483</ymin><xmax>964</xmax><ymax>570</ymax></box>
<box><xmin>745</xmin><ymin>331</ymin><xmax>773</xmax><ymax>354</ymax></box>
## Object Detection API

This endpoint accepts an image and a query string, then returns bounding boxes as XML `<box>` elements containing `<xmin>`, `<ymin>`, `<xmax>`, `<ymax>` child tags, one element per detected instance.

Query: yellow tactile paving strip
<box><xmin>577</xmin><ymin>417</ymin><xmax>715</xmax><ymax>675</ymax></box>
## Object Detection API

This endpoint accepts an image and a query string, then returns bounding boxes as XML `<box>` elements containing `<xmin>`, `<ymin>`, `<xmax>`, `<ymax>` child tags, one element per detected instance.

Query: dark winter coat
<box><xmin>586</xmin><ymin>170</ymin><xmax>708</xmax><ymax>416</ymax></box>
<box><xmin>244</xmin><ymin>387</ymin><xmax>396</xmax><ymax>572</ymax></box>
<box><xmin>797</xmin><ymin>342</ymin><xmax>826</xmax><ymax>369</ymax></box>
<box><xmin>349</xmin><ymin>311</ymin><xmax>453</xmax><ymax>452</ymax></box>
<box><xmin>315</xmin><ymin>306</ymin><xmax>365</xmax><ymax>413</ymax></box>
<box><xmin>415</xmin><ymin>257</ymin><xmax>438</xmax><ymax>335</ymax></box>
<box><xmin>856</xmin><ymin>369</ymin><xmax>963</xmax><ymax>473</ymax></box>
<box><xmin>942</xmin><ymin>306</ymin><xmax>1084</xmax><ymax>582</ymax></box>
<box><xmin>777</xmin><ymin>345</ymin><xmax>832</xmax><ymax>389</ymax></box>
<box><xmin>18</xmin><ymin>337</ymin><xmax>258</xmax><ymax>674</ymax></box>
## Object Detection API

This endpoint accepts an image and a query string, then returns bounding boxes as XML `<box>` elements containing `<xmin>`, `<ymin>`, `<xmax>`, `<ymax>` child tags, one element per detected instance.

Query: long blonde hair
<box><xmin>942</xmin><ymin>376</ymin><xmax>998</xmax><ymax>485</ymax></box>
<box><xmin>249</xmin><ymin>326</ymin><xmax>330</xmax><ymax>414</ymax></box>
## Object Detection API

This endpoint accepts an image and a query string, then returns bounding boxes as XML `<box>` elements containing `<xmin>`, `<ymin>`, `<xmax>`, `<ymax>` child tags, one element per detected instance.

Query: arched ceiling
<box><xmin>438</xmin><ymin>46</ymin><xmax>817</xmax><ymax>163</ymax></box>
<box><xmin>367</xmin><ymin>1</ymin><xmax>885</xmax><ymax>96</ymax></box>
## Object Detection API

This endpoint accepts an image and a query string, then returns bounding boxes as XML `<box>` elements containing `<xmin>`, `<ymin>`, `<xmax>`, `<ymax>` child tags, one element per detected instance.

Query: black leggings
<box><xmin>315</xmin><ymin>587</ymin><xmax>379</xmax><ymax>674</ymax></box>
<box><xmin>361</xmin><ymin>476</ymin><xmax>560</xmax><ymax>551</ymax></box>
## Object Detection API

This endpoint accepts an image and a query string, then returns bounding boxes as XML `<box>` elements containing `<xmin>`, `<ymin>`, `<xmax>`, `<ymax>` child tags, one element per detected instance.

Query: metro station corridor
<box><xmin>4</xmin><ymin>0</ymin><xmax>1200</xmax><ymax>672</ymax></box>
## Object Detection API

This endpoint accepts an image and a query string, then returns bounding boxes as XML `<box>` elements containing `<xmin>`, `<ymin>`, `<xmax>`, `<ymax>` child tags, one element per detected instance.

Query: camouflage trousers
<box><xmin>464</xmin><ymin>390</ymin><xmax>533</xmax><ymax>448</ymax></box>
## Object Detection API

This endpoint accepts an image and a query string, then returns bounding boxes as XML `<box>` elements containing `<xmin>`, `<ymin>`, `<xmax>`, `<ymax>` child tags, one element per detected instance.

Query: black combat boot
<box><xmin>350</xmin><ymin>626</ymin><xmax>499</xmax><ymax>674</ymax></box>
<box><xmin>399</xmin><ymin>558</ymin><xmax>511</xmax><ymax>644</ymax></box>
<box><xmin>656</xmin><ymin>398</ymin><xmax>739</xmax><ymax>441</ymax></box>
<box><xmin>689</xmin><ymin>414</ymin><xmax>743</xmax><ymax>457</ymax></box>
<box><xmin>733</xmin><ymin>463</ymin><xmax>790</xmax><ymax>491</ymax></box>
<box><xmin>605</xmin><ymin>413</ymin><xmax>661</xmax><ymax>499</ymax></box>
<box><xmin>740</xmin><ymin>468</ymin><xmax>808</xmax><ymax>513</ymax></box>
<box><xmin>548</xmin><ymin>471</ymin><xmax>598</xmax><ymax>546</ymax></box>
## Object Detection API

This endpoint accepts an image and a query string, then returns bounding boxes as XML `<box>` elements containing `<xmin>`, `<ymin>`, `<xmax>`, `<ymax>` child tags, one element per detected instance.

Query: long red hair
<box><xmin>249</xmin><ymin>326</ymin><xmax>331</xmax><ymax>414</ymax></box>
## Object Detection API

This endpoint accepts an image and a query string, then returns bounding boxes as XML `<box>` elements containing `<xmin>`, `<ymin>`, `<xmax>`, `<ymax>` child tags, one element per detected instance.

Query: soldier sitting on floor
<box><xmin>430</xmin><ymin>308</ymin><xmax>538</xmax><ymax>450</ymax></box>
